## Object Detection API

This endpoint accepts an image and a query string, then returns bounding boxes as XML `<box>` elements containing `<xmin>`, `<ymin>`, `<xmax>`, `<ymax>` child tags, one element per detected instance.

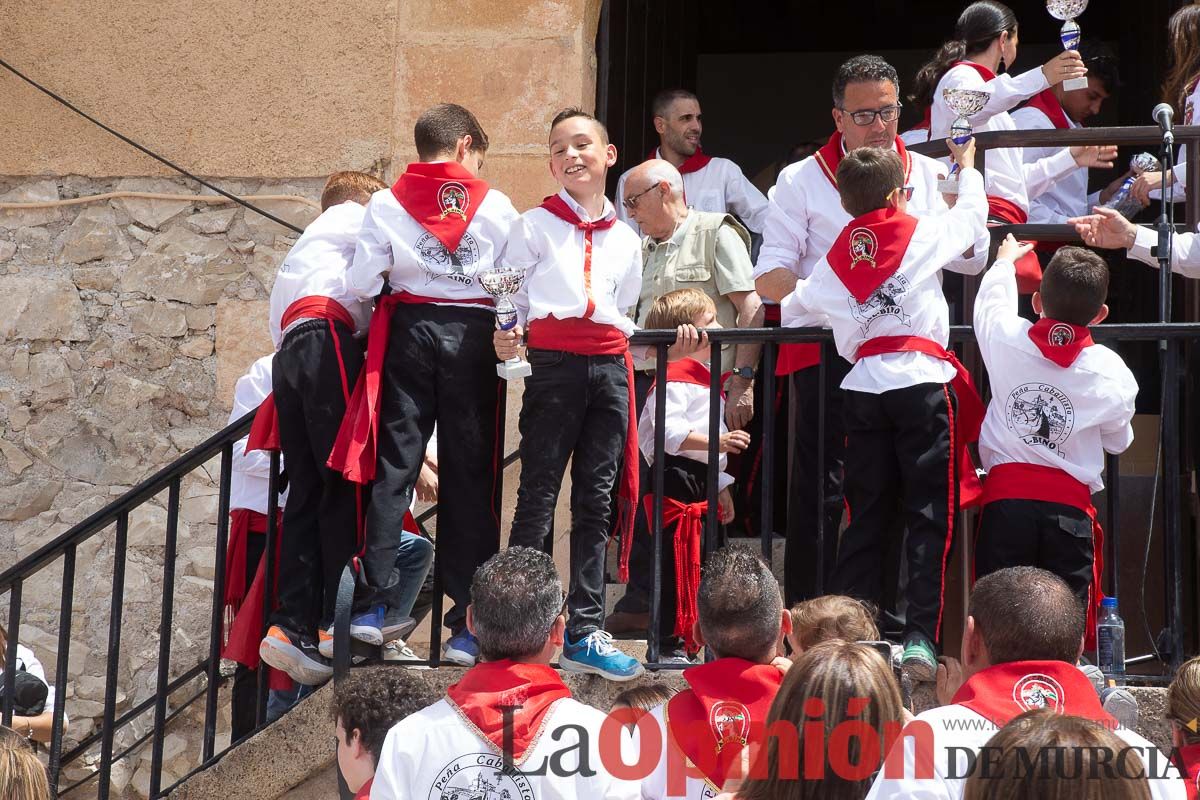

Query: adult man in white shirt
<box><xmin>371</xmin><ymin>547</ymin><xmax>641</xmax><ymax>799</ymax></box>
<box><xmin>866</xmin><ymin>567</ymin><xmax>1183</xmax><ymax>800</ymax></box>
<box><xmin>615</xmin><ymin>89</ymin><xmax>768</xmax><ymax>236</ymax></box>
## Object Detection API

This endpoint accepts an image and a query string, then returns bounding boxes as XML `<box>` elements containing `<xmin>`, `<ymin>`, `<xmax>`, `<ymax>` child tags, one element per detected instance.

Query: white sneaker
<box><xmin>383</xmin><ymin>639</ymin><xmax>429</xmax><ymax>669</ymax></box>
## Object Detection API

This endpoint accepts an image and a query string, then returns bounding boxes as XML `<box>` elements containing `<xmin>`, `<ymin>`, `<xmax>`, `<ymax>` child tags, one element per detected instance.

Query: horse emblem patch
<box><xmin>1048</xmin><ymin>323</ymin><xmax>1075</xmax><ymax>346</ymax></box>
<box><xmin>710</xmin><ymin>701</ymin><xmax>750</xmax><ymax>753</ymax></box>
<box><xmin>1012</xmin><ymin>673</ymin><xmax>1065</xmax><ymax>713</ymax></box>
<box><xmin>848</xmin><ymin>227</ymin><xmax>878</xmax><ymax>269</ymax></box>
<box><xmin>438</xmin><ymin>182</ymin><xmax>470</xmax><ymax>221</ymax></box>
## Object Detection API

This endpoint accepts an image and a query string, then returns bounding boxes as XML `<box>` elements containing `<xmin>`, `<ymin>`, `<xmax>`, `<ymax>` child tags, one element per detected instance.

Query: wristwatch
<box><xmin>732</xmin><ymin>366</ymin><xmax>755</xmax><ymax>381</ymax></box>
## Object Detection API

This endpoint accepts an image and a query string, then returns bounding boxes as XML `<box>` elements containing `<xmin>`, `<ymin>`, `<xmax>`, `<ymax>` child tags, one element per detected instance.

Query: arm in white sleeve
<box><xmin>723</xmin><ymin>161</ymin><xmax>770</xmax><ymax>233</ymax></box>
<box><xmin>500</xmin><ymin>215</ymin><xmax>541</xmax><ymax>327</ymax></box>
<box><xmin>661</xmin><ymin>383</ymin><xmax>697</xmax><ymax>455</ymax></box>
<box><xmin>915</xmin><ymin>168</ymin><xmax>989</xmax><ymax>284</ymax></box>
<box><xmin>1023</xmin><ymin>148</ymin><xmax>1080</xmax><ymax>201</ymax></box>
<box><xmin>345</xmin><ymin>199</ymin><xmax>391</xmax><ymax>300</ymax></box>
<box><xmin>1100</xmin><ymin>374</ymin><xmax>1137</xmax><ymax>455</ymax></box>
<box><xmin>230</xmin><ymin>364</ymin><xmax>273</xmax><ymax>473</ymax></box>
<box><xmin>1129</xmin><ymin>226</ymin><xmax>1200</xmax><ymax>278</ymax></box>
<box><xmin>972</xmin><ymin>257</ymin><xmax>1022</xmax><ymax>365</ymax></box>
<box><xmin>937</xmin><ymin>65</ymin><xmax>1049</xmax><ymax>128</ymax></box>
<box><xmin>1171</xmin><ymin>158</ymin><xmax>1189</xmax><ymax>191</ymax></box>
<box><xmin>779</xmin><ymin>268</ymin><xmax>832</xmax><ymax>328</ymax></box>
<box><xmin>753</xmin><ymin>166</ymin><xmax>809</xmax><ymax>280</ymax></box>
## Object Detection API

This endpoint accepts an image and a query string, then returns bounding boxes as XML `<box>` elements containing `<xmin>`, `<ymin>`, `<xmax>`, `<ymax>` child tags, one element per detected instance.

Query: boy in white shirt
<box><xmin>637</xmin><ymin>288</ymin><xmax>748</xmax><ymax>660</ymax></box>
<box><xmin>973</xmin><ymin>235</ymin><xmax>1137</xmax><ymax>647</ymax></box>
<box><xmin>779</xmin><ymin>138</ymin><xmax>987</xmax><ymax>681</ymax></box>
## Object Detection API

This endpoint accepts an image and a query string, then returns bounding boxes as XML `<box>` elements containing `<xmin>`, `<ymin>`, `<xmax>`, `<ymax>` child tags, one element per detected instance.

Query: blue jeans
<box><xmin>392</xmin><ymin>531</ymin><xmax>434</xmax><ymax>619</ymax></box>
<box><xmin>266</xmin><ymin>682</ymin><xmax>315</xmax><ymax>723</ymax></box>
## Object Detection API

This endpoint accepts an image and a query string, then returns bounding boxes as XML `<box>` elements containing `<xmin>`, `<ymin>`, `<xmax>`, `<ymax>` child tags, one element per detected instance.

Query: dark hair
<box><xmin>651</xmin><ymin>88</ymin><xmax>699</xmax><ymax>120</ymax></box>
<box><xmin>910</xmin><ymin>1</ymin><xmax>1018</xmax><ymax>110</ymax></box>
<box><xmin>832</xmin><ymin>55</ymin><xmax>900</xmax><ymax>107</ymax></box>
<box><xmin>697</xmin><ymin>546</ymin><xmax>783</xmax><ymax>661</ymax></box>
<box><xmin>469</xmin><ymin>547</ymin><xmax>563</xmax><ymax>662</ymax></box>
<box><xmin>320</xmin><ymin>171</ymin><xmax>387</xmax><ymax>211</ymax></box>
<box><xmin>550</xmin><ymin>107</ymin><xmax>609</xmax><ymax>144</ymax></box>
<box><xmin>969</xmin><ymin>567</ymin><xmax>1085</xmax><ymax>665</ymax></box>
<box><xmin>1040</xmin><ymin>246</ymin><xmax>1109</xmax><ymax>326</ymax></box>
<box><xmin>836</xmin><ymin>147</ymin><xmax>904</xmax><ymax>218</ymax></box>
<box><xmin>413</xmin><ymin>103</ymin><xmax>489</xmax><ymax>161</ymax></box>
<box><xmin>1163</xmin><ymin>5</ymin><xmax>1200</xmax><ymax>111</ymax></box>
<box><xmin>611</xmin><ymin>683</ymin><xmax>675</xmax><ymax>713</ymax></box>
<box><xmin>332</xmin><ymin>668</ymin><xmax>438</xmax><ymax>765</ymax></box>
<box><xmin>1080</xmin><ymin>41</ymin><xmax>1120</xmax><ymax>94</ymax></box>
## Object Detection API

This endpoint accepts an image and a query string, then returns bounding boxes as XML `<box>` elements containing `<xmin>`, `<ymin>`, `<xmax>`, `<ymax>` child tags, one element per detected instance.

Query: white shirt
<box><xmin>1011</xmin><ymin>104</ymin><xmax>1099</xmax><ymax>225</ymax></box>
<box><xmin>1130</xmin><ymin>223</ymin><xmax>1200</xmax><ymax>278</ymax></box>
<box><xmin>974</xmin><ymin>259</ymin><xmax>1137</xmax><ymax>491</ymax></box>
<box><xmin>505</xmin><ymin>189</ymin><xmax>643</xmax><ymax>336</ymax></box>
<box><xmin>229</xmin><ymin>354</ymin><xmax>288</xmax><ymax>514</ymax></box>
<box><xmin>639</xmin><ymin>704</ymin><xmax>719</xmax><ymax>800</ymax></box>
<box><xmin>346</xmin><ymin>181</ymin><xmax>520</xmax><ymax>307</ymax></box>
<box><xmin>779</xmin><ymin>168</ymin><xmax>988</xmax><ymax>394</ymax></box>
<box><xmin>638</xmin><ymin>370</ymin><xmax>734</xmax><ymax>492</ymax></box>
<box><xmin>616</xmin><ymin>151</ymin><xmax>769</xmax><ymax>235</ymax></box>
<box><xmin>268</xmin><ymin>201</ymin><xmax>375</xmax><ymax>348</ymax></box>
<box><xmin>1161</xmin><ymin>79</ymin><xmax>1200</xmax><ymax>193</ymax></box>
<box><xmin>930</xmin><ymin>64</ymin><xmax>1077</xmax><ymax>214</ymax></box>
<box><xmin>371</xmin><ymin>696</ymin><xmax>641</xmax><ymax>800</ymax></box>
<box><xmin>866</xmin><ymin>701</ymin><xmax>1184</xmax><ymax>800</ymax></box>
<box><xmin>755</xmin><ymin>140</ymin><xmax>986</xmax><ymax>284</ymax></box>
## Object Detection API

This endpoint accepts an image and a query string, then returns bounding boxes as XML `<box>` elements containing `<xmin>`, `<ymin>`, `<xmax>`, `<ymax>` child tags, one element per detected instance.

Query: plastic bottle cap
<box><xmin>1101</xmin><ymin>597</ymin><xmax>1118</xmax><ymax>609</ymax></box>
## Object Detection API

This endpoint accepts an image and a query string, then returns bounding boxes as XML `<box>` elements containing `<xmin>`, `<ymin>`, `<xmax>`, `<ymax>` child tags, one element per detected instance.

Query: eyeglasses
<box><xmin>841</xmin><ymin>104</ymin><xmax>903</xmax><ymax>126</ymax></box>
<box><xmin>892</xmin><ymin>185</ymin><xmax>915</xmax><ymax>201</ymax></box>
<box><xmin>622</xmin><ymin>183</ymin><xmax>659</xmax><ymax>210</ymax></box>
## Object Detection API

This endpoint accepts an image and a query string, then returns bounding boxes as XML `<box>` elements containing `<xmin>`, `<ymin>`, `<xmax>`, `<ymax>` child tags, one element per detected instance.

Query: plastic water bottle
<box><xmin>1103</xmin><ymin>153</ymin><xmax>1159</xmax><ymax>219</ymax></box>
<box><xmin>1096</xmin><ymin>597</ymin><xmax>1126</xmax><ymax>685</ymax></box>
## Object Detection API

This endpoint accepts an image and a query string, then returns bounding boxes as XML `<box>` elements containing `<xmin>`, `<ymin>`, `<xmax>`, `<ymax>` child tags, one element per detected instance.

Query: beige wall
<box><xmin>0</xmin><ymin>0</ymin><xmax>601</xmax><ymax>210</ymax></box>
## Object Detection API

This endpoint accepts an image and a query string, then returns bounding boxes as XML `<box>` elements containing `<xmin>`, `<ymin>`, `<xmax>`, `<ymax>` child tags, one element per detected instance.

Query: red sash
<box><xmin>391</xmin><ymin>161</ymin><xmax>489</xmax><ymax>253</ymax></box>
<box><xmin>987</xmin><ymin>196</ymin><xmax>1042</xmax><ymax>294</ymax></box>
<box><xmin>327</xmin><ymin>291</ymin><xmax>493</xmax><ymax>484</ymax></box>
<box><xmin>445</xmin><ymin>660</ymin><xmax>572</xmax><ymax>764</ymax></box>
<box><xmin>827</xmin><ymin>207</ymin><xmax>919</xmax><ymax>303</ymax></box>
<box><xmin>665</xmin><ymin>659</ymin><xmax>784</xmax><ymax>790</ymax></box>
<box><xmin>1027</xmin><ymin>317</ymin><xmax>1094</xmax><ymax>367</ymax></box>
<box><xmin>763</xmin><ymin>305</ymin><xmax>821</xmax><ymax>376</ymax></box>
<box><xmin>855</xmin><ymin>336</ymin><xmax>985</xmax><ymax>509</ymax></box>
<box><xmin>814</xmin><ymin>132</ymin><xmax>913</xmax><ymax>190</ymax></box>
<box><xmin>538</xmin><ymin>194</ymin><xmax>618</xmax><ymax>320</ymax></box>
<box><xmin>223</xmin><ymin>508</ymin><xmax>269</xmax><ymax>616</ymax></box>
<box><xmin>648</xmin><ymin>147</ymin><xmax>714</xmax><ymax>175</ymax></box>
<box><xmin>527</xmin><ymin>316</ymin><xmax>639</xmax><ymax>580</ymax></box>
<box><xmin>916</xmin><ymin>61</ymin><xmax>999</xmax><ymax>132</ymax></box>
<box><xmin>1174</xmin><ymin>743</ymin><xmax>1200</xmax><ymax>800</ymax></box>
<box><xmin>643</xmin><ymin>495</ymin><xmax>706</xmax><ymax>654</ymax></box>
<box><xmin>245</xmin><ymin>394</ymin><xmax>280</xmax><ymax>454</ymax></box>
<box><xmin>221</xmin><ymin>512</ymin><xmax>291</xmax><ymax>691</ymax></box>
<box><xmin>981</xmin><ymin>463</ymin><xmax>1104</xmax><ymax>650</ymax></box>
<box><xmin>953</xmin><ymin>660</ymin><xmax>1115</xmax><ymax>726</ymax></box>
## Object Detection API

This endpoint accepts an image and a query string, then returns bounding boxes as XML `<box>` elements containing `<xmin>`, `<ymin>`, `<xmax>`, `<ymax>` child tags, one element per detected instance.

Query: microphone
<box><xmin>1153</xmin><ymin>103</ymin><xmax>1175</xmax><ymax>142</ymax></box>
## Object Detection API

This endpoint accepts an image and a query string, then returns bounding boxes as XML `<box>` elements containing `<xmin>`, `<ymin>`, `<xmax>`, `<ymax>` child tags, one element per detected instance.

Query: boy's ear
<box><xmin>887</xmin><ymin>188</ymin><xmax>903</xmax><ymax>211</ymax></box>
<box><xmin>691</xmin><ymin>620</ymin><xmax>706</xmax><ymax>649</ymax></box>
<box><xmin>454</xmin><ymin>134</ymin><xmax>473</xmax><ymax>164</ymax></box>
<box><xmin>1090</xmin><ymin>303</ymin><xmax>1109</xmax><ymax>325</ymax></box>
<box><xmin>466</xmin><ymin>605</ymin><xmax>477</xmax><ymax>637</ymax></box>
<box><xmin>1031</xmin><ymin>291</ymin><xmax>1044</xmax><ymax>316</ymax></box>
<box><xmin>605</xmin><ymin>142</ymin><xmax>618</xmax><ymax>168</ymax></box>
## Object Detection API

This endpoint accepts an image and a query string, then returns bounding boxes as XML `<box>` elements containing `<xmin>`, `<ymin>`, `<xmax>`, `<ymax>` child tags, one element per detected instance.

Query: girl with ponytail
<box><xmin>909</xmin><ymin>1</ymin><xmax>1110</xmax><ymax>293</ymax></box>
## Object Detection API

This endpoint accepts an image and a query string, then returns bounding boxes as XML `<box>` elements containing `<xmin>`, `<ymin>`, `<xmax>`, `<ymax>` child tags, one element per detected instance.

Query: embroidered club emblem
<box><xmin>429</xmin><ymin>753</ymin><xmax>533</xmax><ymax>800</ymax></box>
<box><xmin>1048</xmin><ymin>323</ymin><xmax>1075</xmax><ymax>346</ymax></box>
<box><xmin>1013</xmin><ymin>673</ymin><xmax>1065</xmax><ymax>713</ymax></box>
<box><xmin>848</xmin><ymin>227</ymin><xmax>878</xmax><ymax>269</ymax></box>
<box><xmin>438</xmin><ymin>182</ymin><xmax>470</xmax><ymax>221</ymax></box>
<box><xmin>1004</xmin><ymin>383</ymin><xmax>1074</xmax><ymax>456</ymax></box>
<box><xmin>711</xmin><ymin>700</ymin><xmax>750</xmax><ymax>753</ymax></box>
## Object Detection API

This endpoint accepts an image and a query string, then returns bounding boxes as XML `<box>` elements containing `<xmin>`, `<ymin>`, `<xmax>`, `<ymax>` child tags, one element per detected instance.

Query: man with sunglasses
<box><xmin>752</xmin><ymin>55</ymin><xmax>988</xmax><ymax>633</ymax></box>
<box><xmin>615</xmin><ymin>89</ymin><xmax>769</xmax><ymax>237</ymax></box>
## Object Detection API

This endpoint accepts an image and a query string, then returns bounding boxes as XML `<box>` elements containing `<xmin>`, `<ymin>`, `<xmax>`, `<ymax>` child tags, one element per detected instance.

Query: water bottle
<box><xmin>1096</xmin><ymin>597</ymin><xmax>1126</xmax><ymax>685</ymax></box>
<box><xmin>1102</xmin><ymin>153</ymin><xmax>1159</xmax><ymax>219</ymax></box>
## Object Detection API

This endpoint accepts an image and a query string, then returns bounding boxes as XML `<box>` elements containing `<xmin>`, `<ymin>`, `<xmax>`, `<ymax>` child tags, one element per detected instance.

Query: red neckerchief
<box><xmin>826</xmin><ymin>206</ymin><xmax>919</xmax><ymax>303</ymax></box>
<box><xmin>953</xmin><ymin>661</ymin><xmax>1115</xmax><ymax>727</ymax></box>
<box><xmin>648</xmin><ymin>147</ymin><xmax>714</xmax><ymax>175</ymax></box>
<box><xmin>538</xmin><ymin>194</ymin><xmax>617</xmax><ymax>320</ymax></box>
<box><xmin>666</xmin><ymin>659</ymin><xmax>784</xmax><ymax>790</ymax></box>
<box><xmin>653</xmin><ymin>358</ymin><xmax>731</xmax><ymax>396</ymax></box>
<box><xmin>445</xmin><ymin>660</ymin><xmax>572</xmax><ymax>765</ymax></box>
<box><xmin>916</xmin><ymin>61</ymin><xmax>998</xmax><ymax>132</ymax></box>
<box><xmin>1174</xmin><ymin>742</ymin><xmax>1200</xmax><ymax>800</ymax></box>
<box><xmin>1027</xmin><ymin>318</ymin><xmax>1095</xmax><ymax>367</ymax></box>
<box><xmin>1023</xmin><ymin>88</ymin><xmax>1071</xmax><ymax>131</ymax></box>
<box><xmin>353</xmin><ymin>777</ymin><xmax>373</xmax><ymax>800</ymax></box>
<box><xmin>391</xmin><ymin>161</ymin><xmax>489</xmax><ymax>252</ymax></box>
<box><xmin>814</xmin><ymin>132</ymin><xmax>913</xmax><ymax>190</ymax></box>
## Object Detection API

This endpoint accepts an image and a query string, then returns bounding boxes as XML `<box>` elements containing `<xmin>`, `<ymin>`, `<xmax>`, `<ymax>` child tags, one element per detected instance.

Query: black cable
<box><xmin>0</xmin><ymin>56</ymin><xmax>304</xmax><ymax>234</ymax></box>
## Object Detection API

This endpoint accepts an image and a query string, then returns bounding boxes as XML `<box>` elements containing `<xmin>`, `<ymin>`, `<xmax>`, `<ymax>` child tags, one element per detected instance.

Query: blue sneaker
<box><xmin>317</xmin><ymin>605</ymin><xmax>383</xmax><ymax>658</ymax></box>
<box><xmin>560</xmin><ymin>630</ymin><xmax>645</xmax><ymax>682</ymax></box>
<box><xmin>443</xmin><ymin>630</ymin><xmax>479</xmax><ymax>667</ymax></box>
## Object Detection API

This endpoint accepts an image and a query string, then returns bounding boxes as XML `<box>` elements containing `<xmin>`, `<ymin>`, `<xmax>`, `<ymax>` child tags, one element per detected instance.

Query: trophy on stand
<box><xmin>938</xmin><ymin>87</ymin><xmax>991</xmax><ymax>194</ymax></box>
<box><xmin>1102</xmin><ymin>152</ymin><xmax>1160</xmax><ymax>219</ymax></box>
<box><xmin>1047</xmin><ymin>0</ymin><xmax>1090</xmax><ymax>91</ymax></box>
<box><xmin>479</xmin><ymin>266</ymin><xmax>532</xmax><ymax>380</ymax></box>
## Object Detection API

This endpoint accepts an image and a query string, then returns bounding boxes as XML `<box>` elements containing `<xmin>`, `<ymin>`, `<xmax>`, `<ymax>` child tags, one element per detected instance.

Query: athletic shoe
<box><xmin>383</xmin><ymin>638</ymin><xmax>429</xmax><ymax>669</ymax></box>
<box><xmin>443</xmin><ymin>630</ymin><xmax>479</xmax><ymax>667</ymax></box>
<box><xmin>560</xmin><ymin>630</ymin><xmax>645</xmax><ymax>682</ymax></box>
<box><xmin>259</xmin><ymin>626</ymin><xmax>333</xmax><ymax>686</ymax></box>
<box><xmin>382</xmin><ymin>609</ymin><xmax>418</xmax><ymax>643</ymax></box>
<box><xmin>317</xmin><ymin>605</ymin><xmax>385</xmax><ymax>658</ymax></box>
<box><xmin>900</xmin><ymin>635</ymin><xmax>938</xmax><ymax>683</ymax></box>
<box><xmin>1101</xmin><ymin>687</ymin><xmax>1139</xmax><ymax>730</ymax></box>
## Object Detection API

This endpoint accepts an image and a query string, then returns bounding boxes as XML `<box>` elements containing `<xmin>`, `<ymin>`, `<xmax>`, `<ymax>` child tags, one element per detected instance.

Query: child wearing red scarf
<box><xmin>1169</xmin><ymin>656</ymin><xmax>1200</xmax><ymax>800</ymax></box>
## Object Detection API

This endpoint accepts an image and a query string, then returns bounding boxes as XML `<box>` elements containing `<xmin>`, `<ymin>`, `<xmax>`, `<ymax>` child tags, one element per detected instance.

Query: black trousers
<box><xmin>363</xmin><ymin>303</ymin><xmax>501</xmax><ymax>633</ymax></box>
<box><xmin>832</xmin><ymin>382</ymin><xmax>958</xmax><ymax>645</ymax></box>
<box><xmin>784</xmin><ymin>357</ymin><xmax>850</xmax><ymax>606</ymax></box>
<box><xmin>975</xmin><ymin>499</ymin><xmax>1095</xmax><ymax>606</ymax></box>
<box><xmin>509</xmin><ymin>349</ymin><xmax>630</xmax><ymax>637</ymax></box>
<box><xmin>230</xmin><ymin>529</ymin><xmax>265</xmax><ymax>742</ymax></box>
<box><xmin>271</xmin><ymin>319</ymin><xmax>364</xmax><ymax>635</ymax></box>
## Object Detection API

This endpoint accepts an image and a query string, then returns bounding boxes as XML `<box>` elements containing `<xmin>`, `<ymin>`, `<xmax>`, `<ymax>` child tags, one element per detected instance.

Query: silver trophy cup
<box><xmin>479</xmin><ymin>267</ymin><xmax>533</xmax><ymax>380</ymax></box>
<box><xmin>1048</xmin><ymin>0</ymin><xmax>1090</xmax><ymax>92</ymax></box>
<box><xmin>938</xmin><ymin>87</ymin><xmax>991</xmax><ymax>194</ymax></box>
